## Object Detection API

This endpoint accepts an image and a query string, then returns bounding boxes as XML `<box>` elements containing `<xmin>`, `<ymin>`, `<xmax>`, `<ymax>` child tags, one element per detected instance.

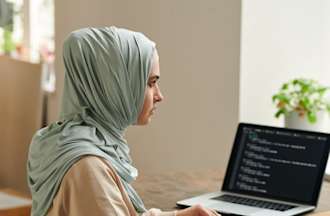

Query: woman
<box><xmin>27</xmin><ymin>27</ymin><xmax>220</xmax><ymax>216</ymax></box>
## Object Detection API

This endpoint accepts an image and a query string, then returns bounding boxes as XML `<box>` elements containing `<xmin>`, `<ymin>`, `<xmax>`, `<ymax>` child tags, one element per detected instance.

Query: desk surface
<box><xmin>133</xmin><ymin>170</ymin><xmax>330</xmax><ymax>215</ymax></box>
<box><xmin>0</xmin><ymin>189</ymin><xmax>31</xmax><ymax>216</ymax></box>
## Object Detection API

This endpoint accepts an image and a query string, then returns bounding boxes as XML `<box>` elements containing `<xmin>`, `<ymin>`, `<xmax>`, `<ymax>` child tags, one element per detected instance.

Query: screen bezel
<box><xmin>221</xmin><ymin>122</ymin><xmax>330</xmax><ymax>206</ymax></box>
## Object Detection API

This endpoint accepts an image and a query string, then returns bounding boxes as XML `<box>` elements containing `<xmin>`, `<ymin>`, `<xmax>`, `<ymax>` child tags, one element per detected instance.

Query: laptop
<box><xmin>177</xmin><ymin>123</ymin><xmax>330</xmax><ymax>216</ymax></box>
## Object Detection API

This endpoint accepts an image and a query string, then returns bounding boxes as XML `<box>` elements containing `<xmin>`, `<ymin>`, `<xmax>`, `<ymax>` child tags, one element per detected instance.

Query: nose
<box><xmin>154</xmin><ymin>86</ymin><xmax>164</xmax><ymax>103</ymax></box>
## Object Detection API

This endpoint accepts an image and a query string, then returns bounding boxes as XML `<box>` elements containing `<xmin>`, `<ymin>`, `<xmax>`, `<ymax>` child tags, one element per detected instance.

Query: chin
<box><xmin>137</xmin><ymin>117</ymin><xmax>152</xmax><ymax>125</ymax></box>
<box><xmin>142</xmin><ymin>118</ymin><xmax>152</xmax><ymax>125</ymax></box>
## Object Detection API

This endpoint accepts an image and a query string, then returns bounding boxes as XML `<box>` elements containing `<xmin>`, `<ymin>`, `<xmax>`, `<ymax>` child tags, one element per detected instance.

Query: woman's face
<box><xmin>137</xmin><ymin>51</ymin><xmax>164</xmax><ymax>125</ymax></box>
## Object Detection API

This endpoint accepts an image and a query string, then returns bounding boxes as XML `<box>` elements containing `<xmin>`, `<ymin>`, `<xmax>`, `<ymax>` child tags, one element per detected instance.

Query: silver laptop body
<box><xmin>177</xmin><ymin>123</ymin><xmax>330</xmax><ymax>216</ymax></box>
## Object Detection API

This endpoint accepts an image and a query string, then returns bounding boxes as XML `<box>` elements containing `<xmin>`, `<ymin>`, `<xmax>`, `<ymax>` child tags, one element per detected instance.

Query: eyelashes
<box><xmin>148</xmin><ymin>80</ymin><xmax>158</xmax><ymax>87</ymax></box>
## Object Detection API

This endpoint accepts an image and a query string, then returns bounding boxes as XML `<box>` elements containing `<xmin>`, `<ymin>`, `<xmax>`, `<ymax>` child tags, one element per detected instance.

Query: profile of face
<box><xmin>137</xmin><ymin>50</ymin><xmax>164</xmax><ymax>125</ymax></box>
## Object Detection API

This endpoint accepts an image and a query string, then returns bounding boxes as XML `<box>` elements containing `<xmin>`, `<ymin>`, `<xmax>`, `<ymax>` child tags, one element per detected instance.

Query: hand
<box><xmin>176</xmin><ymin>205</ymin><xmax>221</xmax><ymax>216</ymax></box>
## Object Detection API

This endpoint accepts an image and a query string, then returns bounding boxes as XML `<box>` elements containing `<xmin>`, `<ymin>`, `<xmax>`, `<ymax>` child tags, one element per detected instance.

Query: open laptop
<box><xmin>177</xmin><ymin>123</ymin><xmax>330</xmax><ymax>216</ymax></box>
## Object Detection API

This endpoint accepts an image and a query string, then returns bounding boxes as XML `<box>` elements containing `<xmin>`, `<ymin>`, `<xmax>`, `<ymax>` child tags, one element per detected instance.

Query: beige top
<box><xmin>47</xmin><ymin>156</ymin><xmax>175</xmax><ymax>216</ymax></box>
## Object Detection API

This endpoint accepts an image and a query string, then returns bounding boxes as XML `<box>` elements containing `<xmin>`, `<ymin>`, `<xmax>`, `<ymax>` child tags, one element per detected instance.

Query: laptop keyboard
<box><xmin>212</xmin><ymin>194</ymin><xmax>296</xmax><ymax>211</ymax></box>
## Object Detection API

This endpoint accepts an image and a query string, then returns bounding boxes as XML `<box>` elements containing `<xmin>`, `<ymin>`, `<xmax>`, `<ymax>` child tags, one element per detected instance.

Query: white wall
<box><xmin>53</xmin><ymin>0</ymin><xmax>241</xmax><ymax>173</ymax></box>
<box><xmin>322</xmin><ymin>0</ymin><xmax>330</xmax><ymax>78</ymax></box>
<box><xmin>240</xmin><ymin>0</ymin><xmax>330</xmax><ymax>126</ymax></box>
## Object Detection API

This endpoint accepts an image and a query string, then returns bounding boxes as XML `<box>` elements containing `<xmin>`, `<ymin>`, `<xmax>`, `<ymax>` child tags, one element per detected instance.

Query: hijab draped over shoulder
<box><xmin>27</xmin><ymin>26</ymin><xmax>156</xmax><ymax>216</ymax></box>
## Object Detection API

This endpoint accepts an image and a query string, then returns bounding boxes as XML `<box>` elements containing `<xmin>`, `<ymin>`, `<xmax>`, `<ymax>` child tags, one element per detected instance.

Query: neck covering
<box><xmin>27</xmin><ymin>26</ymin><xmax>155</xmax><ymax>216</ymax></box>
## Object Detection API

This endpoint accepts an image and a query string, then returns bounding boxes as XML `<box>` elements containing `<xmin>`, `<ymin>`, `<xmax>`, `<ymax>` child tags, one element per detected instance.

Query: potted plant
<box><xmin>272</xmin><ymin>78</ymin><xmax>330</xmax><ymax>132</ymax></box>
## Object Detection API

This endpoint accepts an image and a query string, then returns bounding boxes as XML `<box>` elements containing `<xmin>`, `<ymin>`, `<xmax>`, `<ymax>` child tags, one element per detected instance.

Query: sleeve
<box><xmin>48</xmin><ymin>156</ymin><xmax>135</xmax><ymax>216</ymax></box>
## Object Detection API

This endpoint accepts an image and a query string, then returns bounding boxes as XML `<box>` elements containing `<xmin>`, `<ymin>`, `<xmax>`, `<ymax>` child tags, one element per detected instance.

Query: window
<box><xmin>0</xmin><ymin>0</ymin><xmax>54</xmax><ymax>63</ymax></box>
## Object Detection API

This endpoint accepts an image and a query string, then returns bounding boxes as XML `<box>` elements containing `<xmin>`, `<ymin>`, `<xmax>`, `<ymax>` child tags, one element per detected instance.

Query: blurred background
<box><xmin>0</xmin><ymin>0</ymin><xmax>330</xmax><ymax>195</ymax></box>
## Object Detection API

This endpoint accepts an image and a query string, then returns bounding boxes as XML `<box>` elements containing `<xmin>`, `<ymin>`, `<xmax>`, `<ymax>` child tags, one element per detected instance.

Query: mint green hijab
<box><xmin>27</xmin><ymin>27</ymin><xmax>155</xmax><ymax>216</ymax></box>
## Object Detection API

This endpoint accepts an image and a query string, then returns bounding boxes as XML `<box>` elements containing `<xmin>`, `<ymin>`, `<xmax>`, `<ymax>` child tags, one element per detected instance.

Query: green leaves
<box><xmin>3</xmin><ymin>27</ymin><xmax>15</xmax><ymax>53</ymax></box>
<box><xmin>272</xmin><ymin>78</ymin><xmax>330</xmax><ymax>123</ymax></box>
<box><xmin>272</xmin><ymin>94</ymin><xmax>289</xmax><ymax>104</ymax></box>
<box><xmin>275</xmin><ymin>109</ymin><xmax>286</xmax><ymax>118</ymax></box>
<box><xmin>307</xmin><ymin>111</ymin><xmax>317</xmax><ymax>124</ymax></box>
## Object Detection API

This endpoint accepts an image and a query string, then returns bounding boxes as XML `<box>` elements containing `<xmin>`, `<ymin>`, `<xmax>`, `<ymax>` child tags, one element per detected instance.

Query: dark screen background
<box><xmin>223</xmin><ymin>124</ymin><xmax>329</xmax><ymax>204</ymax></box>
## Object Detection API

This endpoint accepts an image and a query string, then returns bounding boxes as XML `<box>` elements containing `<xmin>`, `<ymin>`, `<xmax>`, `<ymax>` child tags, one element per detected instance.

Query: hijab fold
<box><xmin>27</xmin><ymin>26</ymin><xmax>155</xmax><ymax>216</ymax></box>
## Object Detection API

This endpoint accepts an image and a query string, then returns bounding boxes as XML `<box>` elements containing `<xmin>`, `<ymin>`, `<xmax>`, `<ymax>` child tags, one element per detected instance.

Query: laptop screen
<box><xmin>222</xmin><ymin>123</ymin><xmax>330</xmax><ymax>205</ymax></box>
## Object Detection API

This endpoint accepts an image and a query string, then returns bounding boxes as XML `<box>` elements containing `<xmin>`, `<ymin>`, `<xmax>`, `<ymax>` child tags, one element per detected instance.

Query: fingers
<box><xmin>200</xmin><ymin>206</ymin><xmax>221</xmax><ymax>216</ymax></box>
<box><xmin>209</xmin><ymin>209</ymin><xmax>221</xmax><ymax>216</ymax></box>
<box><xmin>205</xmin><ymin>208</ymin><xmax>220</xmax><ymax>216</ymax></box>
<box><xmin>190</xmin><ymin>204</ymin><xmax>221</xmax><ymax>216</ymax></box>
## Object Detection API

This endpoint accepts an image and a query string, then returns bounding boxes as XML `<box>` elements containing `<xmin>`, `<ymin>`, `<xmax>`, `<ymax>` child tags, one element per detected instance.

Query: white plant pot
<box><xmin>284</xmin><ymin>111</ymin><xmax>330</xmax><ymax>133</ymax></box>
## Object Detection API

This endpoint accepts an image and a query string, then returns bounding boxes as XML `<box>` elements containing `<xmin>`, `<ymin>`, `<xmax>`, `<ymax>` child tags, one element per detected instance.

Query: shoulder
<box><xmin>70</xmin><ymin>155</ymin><xmax>112</xmax><ymax>171</ymax></box>
<box><xmin>48</xmin><ymin>156</ymin><xmax>131</xmax><ymax>215</ymax></box>
<box><xmin>65</xmin><ymin>155</ymin><xmax>119</xmax><ymax>183</ymax></box>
